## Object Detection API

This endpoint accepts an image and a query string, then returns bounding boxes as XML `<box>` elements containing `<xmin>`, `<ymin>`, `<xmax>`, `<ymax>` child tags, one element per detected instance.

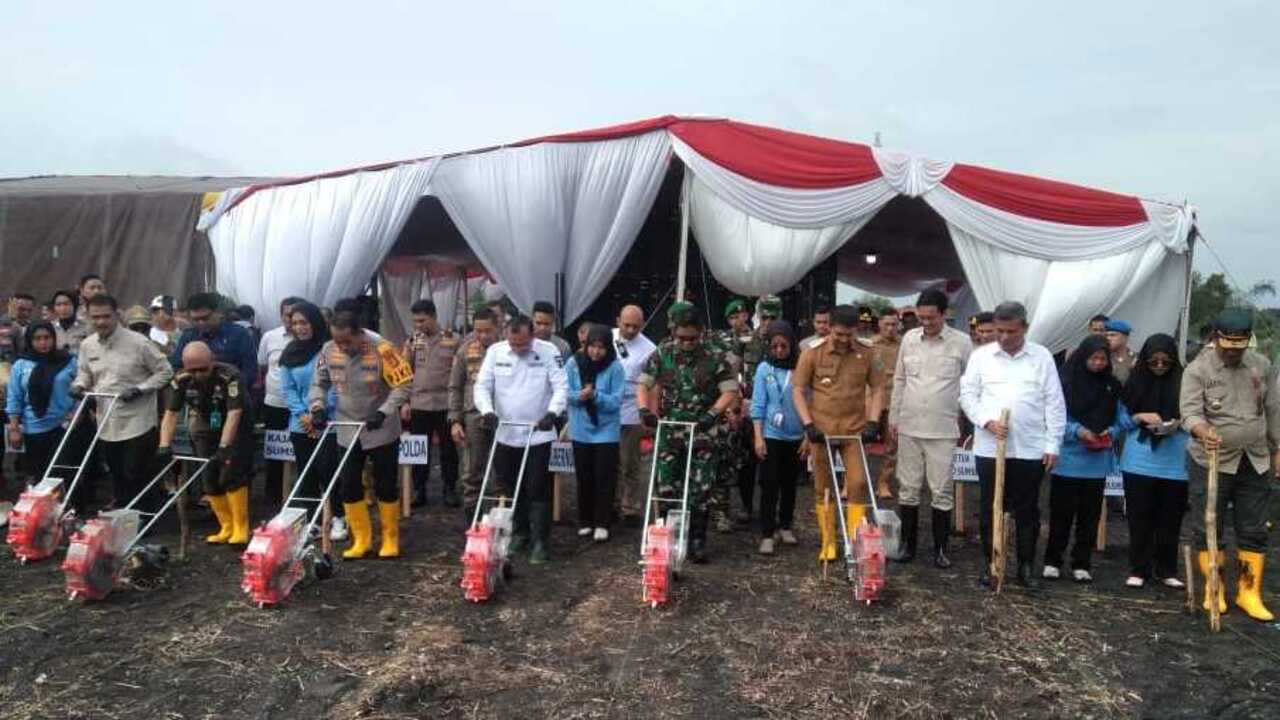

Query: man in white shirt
<box><xmin>258</xmin><ymin>296</ymin><xmax>302</xmax><ymax>511</ymax></box>
<box><xmin>611</xmin><ymin>304</ymin><xmax>656</xmax><ymax>523</ymax></box>
<box><xmin>474</xmin><ymin>315</ymin><xmax>568</xmax><ymax>565</ymax></box>
<box><xmin>960</xmin><ymin>301</ymin><xmax>1066</xmax><ymax>589</ymax></box>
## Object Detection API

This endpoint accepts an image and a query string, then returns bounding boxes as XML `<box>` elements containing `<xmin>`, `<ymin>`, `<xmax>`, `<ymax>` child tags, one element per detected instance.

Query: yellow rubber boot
<box><xmin>1197</xmin><ymin>550</ymin><xmax>1228</xmax><ymax>614</ymax></box>
<box><xmin>1235</xmin><ymin>550</ymin><xmax>1275</xmax><ymax>621</ymax></box>
<box><xmin>204</xmin><ymin>494</ymin><xmax>233</xmax><ymax>544</ymax></box>
<box><xmin>816</xmin><ymin>501</ymin><xmax>837</xmax><ymax>562</ymax></box>
<box><xmin>342</xmin><ymin>501</ymin><xmax>373</xmax><ymax>559</ymax></box>
<box><xmin>377</xmin><ymin>502</ymin><xmax>401</xmax><ymax>558</ymax></box>
<box><xmin>846</xmin><ymin>503</ymin><xmax>868</xmax><ymax>540</ymax></box>
<box><xmin>227</xmin><ymin>486</ymin><xmax>251</xmax><ymax>545</ymax></box>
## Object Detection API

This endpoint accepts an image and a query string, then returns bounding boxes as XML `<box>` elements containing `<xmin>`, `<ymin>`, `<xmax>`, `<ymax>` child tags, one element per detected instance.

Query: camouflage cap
<box><xmin>756</xmin><ymin>294</ymin><xmax>782</xmax><ymax>318</ymax></box>
<box><xmin>123</xmin><ymin>305</ymin><xmax>151</xmax><ymax>327</ymax></box>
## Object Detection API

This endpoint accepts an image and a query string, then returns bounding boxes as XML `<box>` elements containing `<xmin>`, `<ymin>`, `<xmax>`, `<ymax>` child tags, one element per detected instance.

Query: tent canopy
<box><xmin>202</xmin><ymin>116</ymin><xmax>1196</xmax><ymax>352</ymax></box>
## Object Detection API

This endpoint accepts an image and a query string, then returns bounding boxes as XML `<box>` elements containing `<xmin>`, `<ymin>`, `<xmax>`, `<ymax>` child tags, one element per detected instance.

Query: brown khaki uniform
<box><xmin>448</xmin><ymin>338</ymin><xmax>493</xmax><ymax>508</ymax></box>
<box><xmin>794</xmin><ymin>337</ymin><xmax>886</xmax><ymax>503</ymax></box>
<box><xmin>872</xmin><ymin>335</ymin><xmax>901</xmax><ymax>492</ymax></box>
<box><xmin>1180</xmin><ymin>349</ymin><xmax>1279</xmax><ymax>475</ymax></box>
<box><xmin>405</xmin><ymin>330</ymin><xmax>459</xmax><ymax>412</ymax></box>
<box><xmin>308</xmin><ymin>334</ymin><xmax>411</xmax><ymax>449</ymax></box>
<box><xmin>1111</xmin><ymin>347</ymin><xmax>1138</xmax><ymax>385</ymax></box>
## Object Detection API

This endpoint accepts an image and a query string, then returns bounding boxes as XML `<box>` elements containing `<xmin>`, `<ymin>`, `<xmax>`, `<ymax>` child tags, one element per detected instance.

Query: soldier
<box><xmin>636</xmin><ymin>304</ymin><xmax>739</xmax><ymax>563</ymax></box>
<box><xmin>733</xmin><ymin>296</ymin><xmax>781</xmax><ymax>525</ymax></box>
<box><xmin>707</xmin><ymin>299</ymin><xmax>747</xmax><ymax>532</ymax></box>
<box><xmin>156</xmin><ymin>342</ymin><xmax>254</xmax><ymax>545</ymax></box>
<box><xmin>402</xmin><ymin>299</ymin><xmax>461</xmax><ymax>508</ymax></box>
<box><xmin>448</xmin><ymin>308</ymin><xmax>500</xmax><ymax>524</ymax></box>
<box><xmin>793</xmin><ymin>305</ymin><xmax>886</xmax><ymax>562</ymax></box>
<box><xmin>872</xmin><ymin>310</ymin><xmax>902</xmax><ymax>500</ymax></box>
<box><xmin>856</xmin><ymin>306</ymin><xmax>877</xmax><ymax>341</ymax></box>
<box><xmin>1180</xmin><ymin>309</ymin><xmax>1280</xmax><ymax>621</ymax></box>
<box><xmin>1105</xmin><ymin>319</ymin><xmax>1137</xmax><ymax>383</ymax></box>
<box><xmin>308</xmin><ymin>306</ymin><xmax>412</xmax><ymax>560</ymax></box>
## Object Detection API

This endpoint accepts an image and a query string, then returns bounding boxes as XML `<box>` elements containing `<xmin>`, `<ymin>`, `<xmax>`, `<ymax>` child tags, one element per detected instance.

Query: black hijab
<box><xmin>573</xmin><ymin>324</ymin><xmax>616</xmax><ymax>426</ymax></box>
<box><xmin>1122</xmin><ymin>333</ymin><xmax>1182</xmax><ymax>448</ymax></box>
<box><xmin>764</xmin><ymin>320</ymin><xmax>798</xmax><ymax>371</ymax></box>
<box><xmin>1061</xmin><ymin>335</ymin><xmax>1121</xmax><ymax>434</ymax></box>
<box><xmin>22</xmin><ymin>322</ymin><xmax>72</xmax><ymax>419</ymax></box>
<box><xmin>278</xmin><ymin>302</ymin><xmax>330</xmax><ymax>369</ymax></box>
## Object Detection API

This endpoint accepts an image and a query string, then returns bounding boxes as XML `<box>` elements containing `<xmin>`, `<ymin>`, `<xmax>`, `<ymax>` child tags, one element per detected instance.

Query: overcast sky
<box><xmin>4</xmin><ymin>1</ymin><xmax>1276</xmax><ymax>292</ymax></box>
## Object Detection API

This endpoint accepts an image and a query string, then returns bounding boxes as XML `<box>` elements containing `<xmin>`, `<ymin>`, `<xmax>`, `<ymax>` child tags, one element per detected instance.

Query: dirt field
<box><xmin>3</xmin><ymin>474</ymin><xmax>1280</xmax><ymax>720</ymax></box>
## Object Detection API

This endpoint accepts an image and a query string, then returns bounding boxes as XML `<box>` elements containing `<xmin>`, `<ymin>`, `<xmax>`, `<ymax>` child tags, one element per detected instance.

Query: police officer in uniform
<box><xmin>309</xmin><ymin>306</ymin><xmax>412</xmax><ymax>560</ymax></box>
<box><xmin>793</xmin><ymin>305</ymin><xmax>886</xmax><ymax>562</ymax></box>
<box><xmin>157</xmin><ymin>341</ymin><xmax>253</xmax><ymax>545</ymax></box>
<box><xmin>636</xmin><ymin>304</ymin><xmax>739</xmax><ymax>563</ymax></box>
<box><xmin>1181</xmin><ymin>309</ymin><xmax>1280</xmax><ymax>621</ymax></box>
<box><xmin>403</xmin><ymin>299</ymin><xmax>461</xmax><ymax>508</ymax></box>
<box><xmin>448</xmin><ymin>308</ymin><xmax>501</xmax><ymax>524</ymax></box>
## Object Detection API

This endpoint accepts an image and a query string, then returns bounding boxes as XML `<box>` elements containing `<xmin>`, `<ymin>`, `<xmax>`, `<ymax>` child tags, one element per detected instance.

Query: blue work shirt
<box><xmin>1115</xmin><ymin>404</ymin><xmax>1189</xmax><ymax>482</ymax></box>
<box><xmin>6</xmin><ymin>357</ymin><xmax>78</xmax><ymax>435</ymax></box>
<box><xmin>171</xmin><ymin>321</ymin><xmax>257</xmax><ymax>388</ymax></box>
<box><xmin>280</xmin><ymin>355</ymin><xmax>337</xmax><ymax>434</ymax></box>
<box><xmin>751</xmin><ymin>361</ymin><xmax>804</xmax><ymax>441</ymax></box>
<box><xmin>1055</xmin><ymin>409</ymin><xmax>1124</xmax><ymax>479</ymax></box>
<box><xmin>565</xmin><ymin>357</ymin><xmax>625</xmax><ymax>444</ymax></box>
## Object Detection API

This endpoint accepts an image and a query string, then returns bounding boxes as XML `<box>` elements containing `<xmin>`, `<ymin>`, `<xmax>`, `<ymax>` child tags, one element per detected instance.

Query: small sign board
<box><xmin>549</xmin><ymin>441</ymin><xmax>574</xmax><ymax>473</ymax></box>
<box><xmin>951</xmin><ymin>448</ymin><xmax>978</xmax><ymax>483</ymax></box>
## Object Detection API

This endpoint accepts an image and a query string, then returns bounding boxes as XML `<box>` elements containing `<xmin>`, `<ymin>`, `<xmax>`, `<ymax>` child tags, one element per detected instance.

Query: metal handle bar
<box><xmin>470</xmin><ymin>420</ymin><xmax>536</xmax><ymax>529</ymax></box>
<box><xmin>639</xmin><ymin>420</ymin><xmax>698</xmax><ymax>559</ymax></box>
<box><xmin>52</xmin><ymin>394</ymin><xmax>121</xmax><ymax>517</ymax></box>
<box><xmin>121</xmin><ymin>456</ymin><xmax>212</xmax><ymax>556</ymax></box>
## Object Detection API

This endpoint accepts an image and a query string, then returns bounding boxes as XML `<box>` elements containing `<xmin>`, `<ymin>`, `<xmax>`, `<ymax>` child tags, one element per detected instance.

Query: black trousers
<box><xmin>25</xmin><ymin>425</ymin><xmax>95</xmax><ymax>512</ymax></box>
<box><xmin>262</xmin><ymin>405</ymin><xmax>291</xmax><ymax>505</ymax></box>
<box><xmin>291</xmin><ymin>431</ymin><xmax>344</xmax><ymax>517</ymax></box>
<box><xmin>1044</xmin><ymin>476</ymin><xmax>1105</xmax><ymax>571</ymax></box>
<box><xmin>760</xmin><ymin>438</ymin><xmax>800</xmax><ymax>536</ymax></box>
<box><xmin>102</xmin><ymin>428</ymin><xmax>159</xmax><ymax>511</ymax></box>
<box><xmin>411</xmin><ymin>409</ymin><xmax>459</xmax><ymax>494</ymax></box>
<box><xmin>977</xmin><ymin>456</ymin><xmax>1044</xmax><ymax>563</ymax></box>
<box><xmin>572</xmin><ymin>441</ymin><xmax>619</xmax><ymax>529</ymax></box>
<box><xmin>737</xmin><ymin>426</ymin><xmax>758</xmax><ymax>514</ymax></box>
<box><xmin>340</xmin><ymin>440</ymin><xmax>399</xmax><ymax>504</ymax></box>
<box><xmin>1189</xmin><ymin>455</ymin><xmax>1272</xmax><ymax>552</ymax></box>
<box><xmin>494</xmin><ymin>442</ymin><xmax>551</xmax><ymax>536</ymax></box>
<box><xmin>1123</xmin><ymin>472</ymin><xmax>1187</xmax><ymax>579</ymax></box>
<box><xmin>190</xmin><ymin>432</ymin><xmax>252</xmax><ymax>495</ymax></box>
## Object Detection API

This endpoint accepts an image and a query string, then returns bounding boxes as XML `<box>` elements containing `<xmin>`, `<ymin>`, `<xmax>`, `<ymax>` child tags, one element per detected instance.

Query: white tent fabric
<box><xmin>430</xmin><ymin>130</ymin><xmax>671</xmax><ymax>320</ymax></box>
<box><xmin>871</xmin><ymin>149</ymin><xmax>953</xmax><ymax>198</ymax></box>
<box><xmin>209</xmin><ymin>159</ymin><xmax>438</xmax><ymax>329</ymax></box>
<box><xmin>951</xmin><ymin>224</ymin><xmax>1186</xmax><ymax>350</ymax></box>
<box><xmin>378</xmin><ymin>268</ymin><xmax>467</xmax><ymax>345</ymax></box>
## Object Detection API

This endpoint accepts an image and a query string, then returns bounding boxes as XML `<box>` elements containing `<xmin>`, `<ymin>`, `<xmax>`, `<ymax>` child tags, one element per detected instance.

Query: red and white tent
<box><xmin>202</xmin><ymin>115</ymin><xmax>1195</xmax><ymax>351</ymax></box>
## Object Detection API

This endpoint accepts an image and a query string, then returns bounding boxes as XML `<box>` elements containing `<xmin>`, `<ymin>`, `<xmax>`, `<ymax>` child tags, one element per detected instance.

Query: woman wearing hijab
<box><xmin>278</xmin><ymin>302</ymin><xmax>346</xmax><ymax>539</ymax></box>
<box><xmin>750</xmin><ymin>320</ymin><xmax>805</xmax><ymax>555</ymax></box>
<box><xmin>50</xmin><ymin>290</ymin><xmax>89</xmax><ymax>354</ymax></box>
<box><xmin>1115</xmin><ymin>333</ymin><xmax>1189</xmax><ymax>588</ymax></box>
<box><xmin>1044</xmin><ymin>335</ymin><xmax>1124</xmax><ymax>582</ymax></box>
<box><xmin>565</xmin><ymin>323</ymin><xmax>626</xmax><ymax>542</ymax></box>
<box><xmin>5</xmin><ymin>322</ymin><xmax>81</xmax><ymax>505</ymax></box>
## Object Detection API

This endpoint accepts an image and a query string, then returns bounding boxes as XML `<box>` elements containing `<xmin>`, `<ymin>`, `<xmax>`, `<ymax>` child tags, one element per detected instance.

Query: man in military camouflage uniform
<box><xmin>707</xmin><ymin>299</ymin><xmax>749</xmax><ymax>532</ymax></box>
<box><xmin>448</xmin><ymin>308</ymin><xmax>501</xmax><ymax>524</ymax></box>
<box><xmin>636</xmin><ymin>304</ymin><xmax>739</xmax><ymax>563</ymax></box>
<box><xmin>719</xmin><ymin>296</ymin><xmax>782</xmax><ymax>528</ymax></box>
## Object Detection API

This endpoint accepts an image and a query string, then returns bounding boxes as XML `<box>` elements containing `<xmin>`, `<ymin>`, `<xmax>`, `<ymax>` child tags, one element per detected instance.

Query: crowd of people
<box><xmin>0</xmin><ymin>275</ymin><xmax>1275</xmax><ymax>621</ymax></box>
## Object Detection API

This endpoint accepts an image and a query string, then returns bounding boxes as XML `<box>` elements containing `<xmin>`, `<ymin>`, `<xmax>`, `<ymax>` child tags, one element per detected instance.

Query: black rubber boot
<box><xmin>528</xmin><ymin>501</ymin><xmax>551</xmax><ymax>565</ymax></box>
<box><xmin>895</xmin><ymin>506</ymin><xmax>918</xmax><ymax>563</ymax></box>
<box><xmin>689</xmin><ymin>510</ymin><xmax>709</xmax><ymax>564</ymax></box>
<box><xmin>411</xmin><ymin>474</ymin><xmax>428</xmax><ymax>508</ymax></box>
<box><xmin>932</xmin><ymin>508</ymin><xmax>952</xmax><ymax>569</ymax></box>
<box><xmin>1014</xmin><ymin>521</ymin><xmax>1041</xmax><ymax>590</ymax></box>
<box><xmin>443</xmin><ymin>484</ymin><xmax>462</xmax><ymax>509</ymax></box>
<box><xmin>510</xmin><ymin>498</ymin><xmax>531</xmax><ymax>555</ymax></box>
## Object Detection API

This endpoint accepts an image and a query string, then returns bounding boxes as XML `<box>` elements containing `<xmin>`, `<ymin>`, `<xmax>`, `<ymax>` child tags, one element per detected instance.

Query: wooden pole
<box><xmin>400</xmin><ymin>465</ymin><xmax>412</xmax><ymax>518</ymax></box>
<box><xmin>321</xmin><ymin>499</ymin><xmax>333</xmax><ymax>557</ymax></box>
<box><xmin>1205</xmin><ymin>446</ymin><xmax>1221</xmax><ymax>632</ymax></box>
<box><xmin>990</xmin><ymin>409</ymin><xmax>1011</xmax><ymax>594</ymax></box>
<box><xmin>175</xmin><ymin>465</ymin><xmax>190</xmax><ymax>562</ymax></box>
<box><xmin>821</xmin><ymin>488</ymin><xmax>830</xmax><ymax>580</ymax></box>
<box><xmin>1183</xmin><ymin>543</ymin><xmax>1195</xmax><ymax>614</ymax></box>
<box><xmin>553</xmin><ymin>473</ymin><xmax>563</xmax><ymax>523</ymax></box>
<box><xmin>953</xmin><ymin>480</ymin><xmax>966</xmax><ymax>534</ymax></box>
<box><xmin>1095</xmin><ymin>498</ymin><xmax>1107</xmax><ymax>551</ymax></box>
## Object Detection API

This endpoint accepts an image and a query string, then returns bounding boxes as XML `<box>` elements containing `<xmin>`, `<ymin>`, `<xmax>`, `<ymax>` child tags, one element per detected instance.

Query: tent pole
<box><xmin>1178</xmin><ymin>230</ymin><xmax>1196</xmax><ymax>364</ymax></box>
<box><xmin>676</xmin><ymin>171</ymin><xmax>691</xmax><ymax>303</ymax></box>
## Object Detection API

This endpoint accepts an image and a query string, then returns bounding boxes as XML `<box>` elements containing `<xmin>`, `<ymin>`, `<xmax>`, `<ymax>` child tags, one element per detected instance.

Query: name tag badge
<box><xmin>771</xmin><ymin>411</ymin><xmax>785</xmax><ymax>429</ymax></box>
<box><xmin>495</xmin><ymin>362</ymin><xmax>514</xmax><ymax>377</ymax></box>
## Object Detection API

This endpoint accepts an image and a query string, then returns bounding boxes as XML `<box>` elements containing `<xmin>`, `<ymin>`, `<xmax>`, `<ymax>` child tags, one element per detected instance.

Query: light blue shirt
<box><xmin>565</xmin><ymin>357</ymin><xmax>625</xmax><ymax>444</ymax></box>
<box><xmin>280</xmin><ymin>355</ymin><xmax>336</xmax><ymax>434</ymax></box>
<box><xmin>1115</xmin><ymin>404</ymin><xmax>1189</xmax><ymax>482</ymax></box>
<box><xmin>6</xmin><ymin>357</ymin><xmax>78</xmax><ymax>435</ymax></box>
<box><xmin>751</xmin><ymin>361</ymin><xmax>804</xmax><ymax>441</ymax></box>
<box><xmin>1055</xmin><ymin>408</ymin><xmax>1124</xmax><ymax>480</ymax></box>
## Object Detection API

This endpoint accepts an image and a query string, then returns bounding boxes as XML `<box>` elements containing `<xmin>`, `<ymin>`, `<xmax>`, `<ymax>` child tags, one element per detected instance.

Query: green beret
<box><xmin>756</xmin><ymin>294</ymin><xmax>782</xmax><ymax>317</ymax></box>
<box><xmin>667</xmin><ymin>301</ymin><xmax>694</xmax><ymax>320</ymax></box>
<box><xmin>1215</xmin><ymin>308</ymin><xmax>1253</xmax><ymax>348</ymax></box>
<box><xmin>723</xmin><ymin>299</ymin><xmax>747</xmax><ymax>318</ymax></box>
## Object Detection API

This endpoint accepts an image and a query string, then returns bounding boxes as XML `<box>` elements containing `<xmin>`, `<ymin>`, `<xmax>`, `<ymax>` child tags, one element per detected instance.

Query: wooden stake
<box><xmin>175</xmin><ymin>465</ymin><xmax>190</xmax><ymax>562</ymax></box>
<box><xmin>553</xmin><ymin>473</ymin><xmax>563</xmax><ymax>524</ymax></box>
<box><xmin>321</xmin><ymin>499</ymin><xmax>333</xmax><ymax>557</ymax></box>
<box><xmin>1095</xmin><ymin>498</ymin><xmax>1107</xmax><ymax>552</ymax></box>
<box><xmin>1205</xmin><ymin>446</ymin><xmax>1222</xmax><ymax>632</ymax></box>
<box><xmin>400</xmin><ymin>465</ymin><xmax>412</xmax><ymax>518</ymax></box>
<box><xmin>953</xmin><ymin>480</ymin><xmax>966</xmax><ymax>535</ymax></box>
<box><xmin>821</xmin><ymin>488</ymin><xmax>830</xmax><ymax>580</ymax></box>
<box><xmin>1183</xmin><ymin>543</ymin><xmax>1195</xmax><ymax>614</ymax></box>
<box><xmin>990</xmin><ymin>409</ymin><xmax>1010</xmax><ymax>594</ymax></box>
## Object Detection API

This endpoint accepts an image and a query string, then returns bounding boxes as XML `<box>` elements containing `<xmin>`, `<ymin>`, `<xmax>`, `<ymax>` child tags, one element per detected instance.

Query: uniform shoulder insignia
<box><xmin>376</xmin><ymin>341</ymin><xmax>414</xmax><ymax>387</ymax></box>
<box><xmin>810</xmin><ymin>337</ymin><xmax>828</xmax><ymax>348</ymax></box>
<box><xmin>856</xmin><ymin>337</ymin><xmax>875</xmax><ymax>348</ymax></box>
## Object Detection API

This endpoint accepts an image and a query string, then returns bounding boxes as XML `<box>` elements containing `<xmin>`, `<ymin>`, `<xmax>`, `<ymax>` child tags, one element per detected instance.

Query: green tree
<box><xmin>1189</xmin><ymin>272</ymin><xmax>1279</xmax><ymax>359</ymax></box>
<box><xmin>853</xmin><ymin>294</ymin><xmax>897</xmax><ymax>316</ymax></box>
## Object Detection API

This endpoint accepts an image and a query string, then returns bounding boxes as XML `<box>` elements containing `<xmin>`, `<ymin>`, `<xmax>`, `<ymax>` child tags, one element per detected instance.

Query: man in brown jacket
<box><xmin>448</xmin><ymin>308</ymin><xmax>500</xmax><ymax>523</ymax></box>
<box><xmin>402</xmin><ymin>299</ymin><xmax>461</xmax><ymax>508</ymax></box>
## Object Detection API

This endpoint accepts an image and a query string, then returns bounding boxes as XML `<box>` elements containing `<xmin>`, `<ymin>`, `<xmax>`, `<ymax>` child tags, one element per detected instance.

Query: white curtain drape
<box><xmin>429</xmin><ymin>130</ymin><xmax>671</xmax><ymax>322</ymax></box>
<box><xmin>379</xmin><ymin>267</ymin><xmax>467</xmax><ymax>345</ymax></box>
<box><xmin>951</xmin><ymin>224</ymin><xmax>1185</xmax><ymax>352</ymax></box>
<box><xmin>209</xmin><ymin>159</ymin><xmax>438</xmax><ymax>330</ymax></box>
